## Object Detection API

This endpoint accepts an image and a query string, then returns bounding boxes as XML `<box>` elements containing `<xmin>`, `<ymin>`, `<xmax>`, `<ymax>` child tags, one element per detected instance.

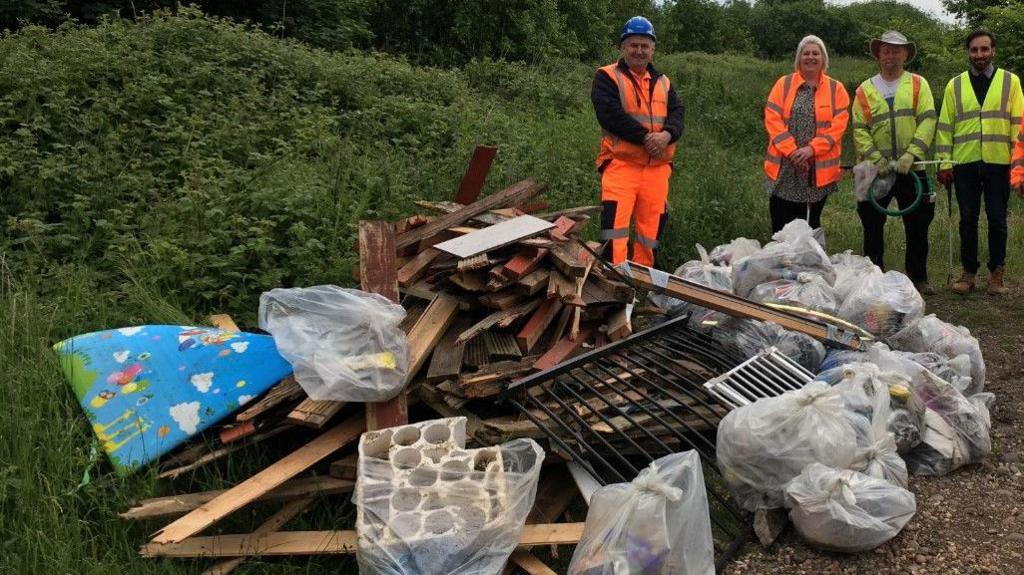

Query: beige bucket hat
<box><xmin>870</xmin><ymin>30</ymin><xmax>917</xmax><ymax>63</ymax></box>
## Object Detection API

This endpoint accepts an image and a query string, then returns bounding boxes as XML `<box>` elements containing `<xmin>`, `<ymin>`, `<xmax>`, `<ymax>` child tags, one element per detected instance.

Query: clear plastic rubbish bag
<box><xmin>772</xmin><ymin>218</ymin><xmax>827</xmax><ymax>250</ymax></box>
<box><xmin>259</xmin><ymin>285</ymin><xmax>409</xmax><ymax>402</ymax></box>
<box><xmin>903</xmin><ymin>376</ymin><xmax>994</xmax><ymax>476</ymax></box>
<box><xmin>898</xmin><ymin>351</ymin><xmax>974</xmax><ymax>396</ymax></box>
<box><xmin>853</xmin><ymin>159</ymin><xmax>897</xmax><ymax>203</ymax></box>
<box><xmin>837</xmin><ymin>270</ymin><xmax>924</xmax><ymax>339</ymax></box>
<box><xmin>716</xmin><ymin>382</ymin><xmax>857</xmax><ymax>511</ymax></box>
<box><xmin>709</xmin><ymin>237</ymin><xmax>761</xmax><ymax>266</ymax></box>
<box><xmin>354</xmin><ymin>418</ymin><xmax>544</xmax><ymax>575</ymax></box>
<box><xmin>713</xmin><ymin>317</ymin><xmax>825</xmax><ymax>373</ymax></box>
<box><xmin>830</xmin><ymin>250</ymin><xmax>880</xmax><ymax>306</ymax></box>
<box><xmin>732</xmin><ymin>222</ymin><xmax>834</xmax><ymax>298</ymax></box>
<box><xmin>568</xmin><ymin>451</ymin><xmax>714</xmax><ymax>575</ymax></box>
<box><xmin>889</xmin><ymin>314</ymin><xmax>986</xmax><ymax>394</ymax></box>
<box><xmin>649</xmin><ymin>245</ymin><xmax>732</xmax><ymax>318</ymax></box>
<box><xmin>785</xmin><ymin>463</ymin><xmax>916</xmax><ymax>553</ymax></box>
<box><xmin>749</xmin><ymin>271</ymin><xmax>839</xmax><ymax>315</ymax></box>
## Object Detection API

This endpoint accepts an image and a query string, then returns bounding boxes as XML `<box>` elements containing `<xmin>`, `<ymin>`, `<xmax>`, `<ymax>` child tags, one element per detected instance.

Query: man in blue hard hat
<box><xmin>592</xmin><ymin>16</ymin><xmax>684</xmax><ymax>268</ymax></box>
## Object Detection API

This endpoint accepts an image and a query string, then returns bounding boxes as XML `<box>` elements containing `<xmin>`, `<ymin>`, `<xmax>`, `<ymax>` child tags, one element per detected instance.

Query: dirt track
<box><xmin>726</xmin><ymin>290</ymin><xmax>1024</xmax><ymax>575</ymax></box>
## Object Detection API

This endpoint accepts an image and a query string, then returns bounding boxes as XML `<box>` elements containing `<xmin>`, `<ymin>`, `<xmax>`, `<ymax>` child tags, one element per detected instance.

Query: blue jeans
<box><xmin>953</xmin><ymin>161</ymin><xmax>1011</xmax><ymax>273</ymax></box>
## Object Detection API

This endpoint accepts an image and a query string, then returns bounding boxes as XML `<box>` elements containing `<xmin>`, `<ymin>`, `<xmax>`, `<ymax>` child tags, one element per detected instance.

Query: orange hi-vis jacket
<box><xmin>595</xmin><ymin>63</ymin><xmax>677</xmax><ymax>167</ymax></box>
<box><xmin>764</xmin><ymin>72</ymin><xmax>851</xmax><ymax>187</ymax></box>
<box><xmin>1013</xmin><ymin>111</ymin><xmax>1024</xmax><ymax>186</ymax></box>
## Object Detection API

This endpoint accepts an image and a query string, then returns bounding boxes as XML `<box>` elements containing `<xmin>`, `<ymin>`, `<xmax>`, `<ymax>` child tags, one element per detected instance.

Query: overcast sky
<box><xmin>827</xmin><ymin>0</ymin><xmax>956</xmax><ymax>23</ymax></box>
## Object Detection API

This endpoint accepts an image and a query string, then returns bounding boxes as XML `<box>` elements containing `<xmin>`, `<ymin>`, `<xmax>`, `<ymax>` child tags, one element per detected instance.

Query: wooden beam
<box><xmin>158</xmin><ymin>424</ymin><xmax>292</xmax><ymax>480</ymax></box>
<box><xmin>502</xmin><ymin>248</ymin><xmax>548</xmax><ymax>280</ymax></box>
<box><xmin>533</xmin><ymin>329</ymin><xmax>591</xmax><ymax>371</ymax></box>
<box><xmin>397</xmin><ymin>248</ymin><xmax>439</xmax><ymax>287</ymax></box>
<box><xmin>455</xmin><ymin>144</ymin><xmax>498</xmax><ymax>204</ymax></box>
<box><xmin>358</xmin><ymin>221</ymin><xmax>400</xmax><ymax>301</ymax></box>
<box><xmin>235</xmin><ymin>377</ymin><xmax>304</xmax><ymax>422</ymax></box>
<box><xmin>150</xmin><ymin>415</ymin><xmax>365</xmax><ymax>544</ymax></box>
<box><xmin>426</xmin><ymin>319</ymin><xmax>469</xmax><ymax>383</ymax></box>
<box><xmin>395</xmin><ymin>180</ymin><xmax>546</xmax><ymax>250</ymax></box>
<box><xmin>287</xmin><ymin>399</ymin><xmax>347</xmax><ymax>429</ymax></box>
<box><xmin>455</xmin><ymin>299</ymin><xmax>541</xmax><ymax>344</ymax></box>
<box><xmin>121</xmin><ymin>476</ymin><xmax>353</xmax><ymax>521</ymax></box>
<box><xmin>141</xmin><ymin>523</ymin><xmax>585</xmax><ymax>558</ymax></box>
<box><xmin>208</xmin><ymin>314</ymin><xmax>240</xmax><ymax>332</ymax></box>
<box><xmin>516</xmin><ymin>299</ymin><xmax>563</xmax><ymax>353</ymax></box>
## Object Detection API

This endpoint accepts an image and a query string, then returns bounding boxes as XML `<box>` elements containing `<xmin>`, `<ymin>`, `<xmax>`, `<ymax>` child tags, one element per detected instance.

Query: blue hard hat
<box><xmin>620</xmin><ymin>16</ymin><xmax>656</xmax><ymax>42</ymax></box>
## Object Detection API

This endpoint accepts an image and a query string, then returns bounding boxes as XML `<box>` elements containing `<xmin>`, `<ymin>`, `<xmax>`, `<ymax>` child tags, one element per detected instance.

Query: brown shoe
<box><xmin>988</xmin><ymin>266</ymin><xmax>1010</xmax><ymax>295</ymax></box>
<box><xmin>951</xmin><ymin>271</ymin><xmax>976</xmax><ymax>295</ymax></box>
<box><xmin>914</xmin><ymin>282</ymin><xmax>936</xmax><ymax>295</ymax></box>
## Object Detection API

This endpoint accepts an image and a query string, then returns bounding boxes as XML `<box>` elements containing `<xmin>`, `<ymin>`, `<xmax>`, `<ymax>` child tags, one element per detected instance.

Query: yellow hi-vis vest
<box><xmin>936</xmin><ymin>68</ymin><xmax>1024</xmax><ymax>168</ymax></box>
<box><xmin>852</xmin><ymin>73</ymin><xmax>937</xmax><ymax>163</ymax></box>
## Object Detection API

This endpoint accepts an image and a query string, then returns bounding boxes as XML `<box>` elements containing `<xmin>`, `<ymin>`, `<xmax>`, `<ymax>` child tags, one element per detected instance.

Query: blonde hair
<box><xmin>794</xmin><ymin>35</ymin><xmax>829</xmax><ymax>72</ymax></box>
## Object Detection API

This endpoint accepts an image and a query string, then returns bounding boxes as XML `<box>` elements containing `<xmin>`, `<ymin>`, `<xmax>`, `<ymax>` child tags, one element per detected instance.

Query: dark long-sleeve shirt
<box><xmin>591</xmin><ymin>59</ymin><xmax>684</xmax><ymax>146</ymax></box>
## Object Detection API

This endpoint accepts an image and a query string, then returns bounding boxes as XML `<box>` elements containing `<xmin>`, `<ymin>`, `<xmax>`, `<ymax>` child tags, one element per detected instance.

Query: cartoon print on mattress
<box><xmin>53</xmin><ymin>325</ymin><xmax>292</xmax><ymax>473</ymax></box>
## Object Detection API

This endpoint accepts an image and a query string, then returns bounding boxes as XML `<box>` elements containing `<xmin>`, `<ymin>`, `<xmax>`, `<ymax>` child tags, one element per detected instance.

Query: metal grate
<box><xmin>703</xmin><ymin>347</ymin><xmax>814</xmax><ymax>410</ymax></box>
<box><xmin>501</xmin><ymin>314</ymin><xmax>752</xmax><ymax>572</ymax></box>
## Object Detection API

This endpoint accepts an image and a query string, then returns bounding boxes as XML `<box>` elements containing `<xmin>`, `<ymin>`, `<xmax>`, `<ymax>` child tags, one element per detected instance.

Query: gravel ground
<box><xmin>724</xmin><ymin>290</ymin><xmax>1024</xmax><ymax>575</ymax></box>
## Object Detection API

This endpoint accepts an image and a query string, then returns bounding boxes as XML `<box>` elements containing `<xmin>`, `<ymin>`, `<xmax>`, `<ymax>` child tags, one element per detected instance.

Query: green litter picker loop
<box><xmin>868</xmin><ymin>170</ymin><xmax>933</xmax><ymax>217</ymax></box>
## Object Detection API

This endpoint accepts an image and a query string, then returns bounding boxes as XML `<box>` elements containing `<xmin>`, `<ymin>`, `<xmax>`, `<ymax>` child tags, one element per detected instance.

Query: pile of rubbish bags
<box><xmin>657</xmin><ymin>220</ymin><xmax>994</xmax><ymax>554</ymax></box>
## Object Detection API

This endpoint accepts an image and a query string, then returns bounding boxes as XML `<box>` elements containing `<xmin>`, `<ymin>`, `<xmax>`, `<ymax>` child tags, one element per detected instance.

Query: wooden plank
<box><xmin>456</xmin><ymin>357</ymin><xmax>539</xmax><ymax>398</ymax></box>
<box><xmin>450</xmin><ymin>271</ymin><xmax>487</xmax><ymax>292</ymax></box>
<box><xmin>287</xmin><ymin>399</ymin><xmax>347</xmax><ymax>429</ymax></box>
<box><xmin>456</xmin><ymin>299</ymin><xmax>541</xmax><ymax>344</ymax></box>
<box><xmin>395</xmin><ymin>180</ymin><xmax>547</xmax><ymax>250</ymax></box>
<box><xmin>218</xmin><ymin>421</ymin><xmax>256</xmax><ymax>444</ymax></box>
<box><xmin>547</xmin><ymin>269</ymin><xmax>575</xmax><ymax>301</ymax></box>
<box><xmin>121</xmin><ymin>476</ymin><xmax>353</xmax><ymax>521</ymax></box>
<box><xmin>509</xmin><ymin>553</ymin><xmax>558</xmax><ymax>575</ymax></box>
<box><xmin>426</xmin><ymin>319</ymin><xmax>469</xmax><ymax>383</ymax></box>
<box><xmin>517</xmin><ymin>299</ymin><xmax>563</xmax><ymax>353</ymax></box>
<box><xmin>455</xmin><ymin>144</ymin><xmax>498</xmax><ymax>204</ymax></box>
<box><xmin>605</xmin><ymin>306</ymin><xmax>632</xmax><ymax>342</ymax></box>
<box><xmin>199</xmin><ymin>497</ymin><xmax>315</xmax><ymax>575</ymax></box>
<box><xmin>549</xmin><ymin>241</ymin><xmax>587</xmax><ymax>278</ymax></box>
<box><xmin>535</xmin><ymin>205</ymin><xmax>603</xmax><ymax>221</ymax></box>
<box><xmin>456</xmin><ymin>253</ymin><xmax>490</xmax><ymax>273</ymax></box>
<box><xmin>502</xmin><ymin>248</ymin><xmax>548</xmax><ymax>280</ymax></box>
<box><xmin>235</xmin><ymin>377</ymin><xmax>304</xmax><ymax>423</ymax></box>
<box><xmin>547</xmin><ymin>216</ymin><xmax>576</xmax><ymax>241</ymax></box>
<box><xmin>397</xmin><ymin>248</ymin><xmax>439</xmax><ymax>287</ymax></box>
<box><xmin>479</xmin><ymin>289</ymin><xmax>524</xmax><ymax>310</ymax></box>
<box><xmin>533</xmin><ymin>329</ymin><xmax>591</xmax><ymax>371</ymax></box>
<box><xmin>517</xmin><ymin>269</ymin><xmax>550</xmax><ymax>296</ymax></box>
<box><xmin>434</xmin><ymin>215</ymin><xmax>554</xmax><ymax>259</ymax></box>
<box><xmin>359</xmin><ymin>221</ymin><xmax>399</xmax><ymax>301</ymax></box>
<box><xmin>328</xmin><ymin>454</ymin><xmax>358</xmax><ymax>481</ymax></box>
<box><xmin>463</xmin><ymin>336</ymin><xmax>489</xmax><ymax>369</ymax></box>
<box><xmin>158</xmin><ymin>425</ymin><xmax>293</xmax><ymax>480</ymax></box>
<box><xmin>484</xmin><ymin>331</ymin><xmax>522</xmax><ymax>361</ymax></box>
<box><xmin>141</xmin><ymin>523</ymin><xmax>585</xmax><ymax>558</ymax></box>
<box><xmin>505</xmin><ymin>466</ymin><xmax>578</xmax><ymax>574</ymax></box>
<box><xmin>149</xmin><ymin>415</ymin><xmax>366</xmax><ymax>544</ymax></box>
<box><xmin>208</xmin><ymin>314</ymin><xmax>240</xmax><ymax>332</ymax></box>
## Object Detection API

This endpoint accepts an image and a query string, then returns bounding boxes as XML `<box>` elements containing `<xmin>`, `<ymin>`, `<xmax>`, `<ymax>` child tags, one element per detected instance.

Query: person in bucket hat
<box><xmin>852</xmin><ymin>31</ymin><xmax>938</xmax><ymax>294</ymax></box>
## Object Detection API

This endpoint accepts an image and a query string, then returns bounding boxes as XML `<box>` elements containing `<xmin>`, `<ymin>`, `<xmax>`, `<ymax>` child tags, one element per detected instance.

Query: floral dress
<box><xmin>767</xmin><ymin>84</ymin><xmax>838</xmax><ymax>202</ymax></box>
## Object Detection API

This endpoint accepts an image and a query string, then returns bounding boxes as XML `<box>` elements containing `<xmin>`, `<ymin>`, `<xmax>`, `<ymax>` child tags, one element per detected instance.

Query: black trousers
<box><xmin>769</xmin><ymin>195</ymin><xmax>827</xmax><ymax>234</ymax></box>
<box><xmin>953</xmin><ymin>161</ymin><xmax>1011</xmax><ymax>274</ymax></box>
<box><xmin>857</xmin><ymin>171</ymin><xmax>935</xmax><ymax>284</ymax></box>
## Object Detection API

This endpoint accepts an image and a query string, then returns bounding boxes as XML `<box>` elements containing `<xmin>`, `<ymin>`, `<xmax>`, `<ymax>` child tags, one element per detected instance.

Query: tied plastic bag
<box><xmin>899</xmin><ymin>351</ymin><xmax>974</xmax><ymax>396</ymax></box>
<box><xmin>713</xmin><ymin>317</ymin><xmax>825</xmax><ymax>373</ymax></box>
<box><xmin>716</xmin><ymin>382</ymin><xmax>857</xmax><ymax>511</ymax></box>
<box><xmin>649</xmin><ymin>245</ymin><xmax>733</xmax><ymax>317</ymax></box>
<box><xmin>825</xmin><ymin>363</ymin><xmax>909</xmax><ymax>487</ymax></box>
<box><xmin>259</xmin><ymin>285</ymin><xmax>409</xmax><ymax>402</ymax></box>
<box><xmin>749</xmin><ymin>271</ymin><xmax>839</xmax><ymax>315</ymax></box>
<box><xmin>830</xmin><ymin>251</ymin><xmax>880</xmax><ymax>305</ymax></box>
<box><xmin>889</xmin><ymin>314</ymin><xmax>986</xmax><ymax>394</ymax></box>
<box><xmin>853</xmin><ymin>159</ymin><xmax>897</xmax><ymax>203</ymax></box>
<box><xmin>838</xmin><ymin>270</ymin><xmax>924</xmax><ymax>339</ymax></box>
<box><xmin>568</xmin><ymin>451</ymin><xmax>714</xmax><ymax>575</ymax></box>
<box><xmin>903</xmin><ymin>374</ymin><xmax>994</xmax><ymax>476</ymax></box>
<box><xmin>772</xmin><ymin>218</ymin><xmax>827</xmax><ymax>249</ymax></box>
<box><xmin>354</xmin><ymin>418</ymin><xmax>544</xmax><ymax>575</ymax></box>
<box><xmin>784</xmin><ymin>463</ymin><xmax>916</xmax><ymax>553</ymax></box>
<box><xmin>732</xmin><ymin>221</ymin><xmax>834</xmax><ymax>298</ymax></box>
<box><xmin>708</xmin><ymin>237</ymin><xmax>761</xmax><ymax>266</ymax></box>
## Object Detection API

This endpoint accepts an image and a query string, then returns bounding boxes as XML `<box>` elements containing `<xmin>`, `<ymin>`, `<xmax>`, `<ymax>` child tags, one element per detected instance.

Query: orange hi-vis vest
<box><xmin>764</xmin><ymin>72</ymin><xmax>850</xmax><ymax>187</ymax></box>
<box><xmin>595</xmin><ymin>63</ymin><xmax>676</xmax><ymax>167</ymax></box>
<box><xmin>1012</xmin><ymin>112</ymin><xmax>1024</xmax><ymax>186</ymax></box>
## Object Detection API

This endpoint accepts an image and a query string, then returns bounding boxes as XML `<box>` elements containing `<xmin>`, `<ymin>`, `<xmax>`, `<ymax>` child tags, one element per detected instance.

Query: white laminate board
<box><xmin>433</xmin><ymin>214</ymin><xmax>554</xmax><ymax>258</ymax></box>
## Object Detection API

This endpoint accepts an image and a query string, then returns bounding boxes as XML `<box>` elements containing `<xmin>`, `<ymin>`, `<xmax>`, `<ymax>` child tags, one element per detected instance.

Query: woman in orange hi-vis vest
<box><xmin>764</xmin><ymin>35</ymin><xmax>850</xmax><ymax>233</ymax></box>
<box><xmin>592</xmin><ymin>16</ymin><xmax>684</xmax><ymax>267</ymax></box>
<box><xmin>1013</xmin><ymin>111</ymin><xmax>1024</xmax><ymax>197</ymax></box>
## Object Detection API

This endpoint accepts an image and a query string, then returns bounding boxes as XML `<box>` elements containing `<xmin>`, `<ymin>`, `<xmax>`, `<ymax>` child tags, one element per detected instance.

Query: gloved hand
<box><xmin>937</xmin><ymin>169</ymin><xmax>954</xmax><ymax>186</ymax></box>
<box><xmin>895</xmin><ymin>152</ymin><xmax>915</xmax><ymax>175</ymax></box>
<box><xmin>876</xmin><ymin>158</ymin><xmax>894</xmax><ymax>177</ymax></box>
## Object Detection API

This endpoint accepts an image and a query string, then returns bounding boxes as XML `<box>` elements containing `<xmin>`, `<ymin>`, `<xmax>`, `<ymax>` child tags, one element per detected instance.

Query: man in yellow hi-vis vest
<box><xmin>853</xmin><ymin>31</ymin><xmax>937</xmax><ymax>294</ymax></box>
<box><xmin>936</xmin><ymin>29</ymin><xmax>1024</xmax><ymax>295</ymax></box>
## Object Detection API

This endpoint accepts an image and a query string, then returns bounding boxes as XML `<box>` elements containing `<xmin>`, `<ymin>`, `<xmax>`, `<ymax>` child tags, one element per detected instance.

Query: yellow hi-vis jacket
<box><xmin>936</xmin><ymin>68</ymin><xmax>1024</xmax><ymax>169</ymax></box>
<box><xmin>852</xmin><ymin>73</ymin><xmax>936</xmax><ymax>164</ymax></box>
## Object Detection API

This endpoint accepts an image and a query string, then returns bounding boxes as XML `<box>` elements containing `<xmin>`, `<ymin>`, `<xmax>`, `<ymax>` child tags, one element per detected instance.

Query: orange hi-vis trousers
<box><xmin>600</xmin><ymin>159</ymin><xmax>671</xmax><ymax>267</ymax></box>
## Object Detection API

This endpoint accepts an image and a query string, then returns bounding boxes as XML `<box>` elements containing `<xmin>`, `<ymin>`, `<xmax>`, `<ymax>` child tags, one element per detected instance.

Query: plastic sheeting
<box><xmin>785</xmin><ymin>463</ymin><xmax>916</xmax><ymax>553</ymax></box>
<box><xmin>749</xmin><ymin>272</ymin><xmax>839</xmax><ymax>315</ymax></box>
<box><xmin>354</xmin><ymin>418</ymin><xmax>544</xmax><ymax>575</ymax></box>
<box><xmin>259</xmin><ymin>285</ymin><xmax>410</xmax><ymax>402</ymax></box>
<box><xmin>837</xmin><ymin>270</ymin><xmax>924</xmax><ymax>339</ymax></box>
<box><xmin>716</xmin><ymin>382</ymin><xmax>857</xmax><ymax>511</ymax></box>
<box><xmin>568</xmin><ymin>451</ymin><xmax>714</xmax><ymax>575</ymax></box>
<box><xmin>889</xmin><ymin>314</ymin><xmax>986</xmax><ymax>394</ymax></box>
<box><xmin>713</xmin><ymin>317</ymin><xmax>825</xmax><ymax>373</ymax></box>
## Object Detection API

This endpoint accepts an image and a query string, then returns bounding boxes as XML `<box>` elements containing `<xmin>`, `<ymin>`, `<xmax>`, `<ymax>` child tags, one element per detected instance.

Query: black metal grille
<box><xmin>501</xmin><ymin>314</ymin><xmax>752</xmax><ymax>571</ymax></box>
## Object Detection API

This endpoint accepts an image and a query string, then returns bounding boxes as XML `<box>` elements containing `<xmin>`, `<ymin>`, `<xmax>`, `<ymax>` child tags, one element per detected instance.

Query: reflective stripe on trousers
<box><xmin>600</xmin><ymin>159</ymin><xmax>671</xmax><ymax>267</ymax></box>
